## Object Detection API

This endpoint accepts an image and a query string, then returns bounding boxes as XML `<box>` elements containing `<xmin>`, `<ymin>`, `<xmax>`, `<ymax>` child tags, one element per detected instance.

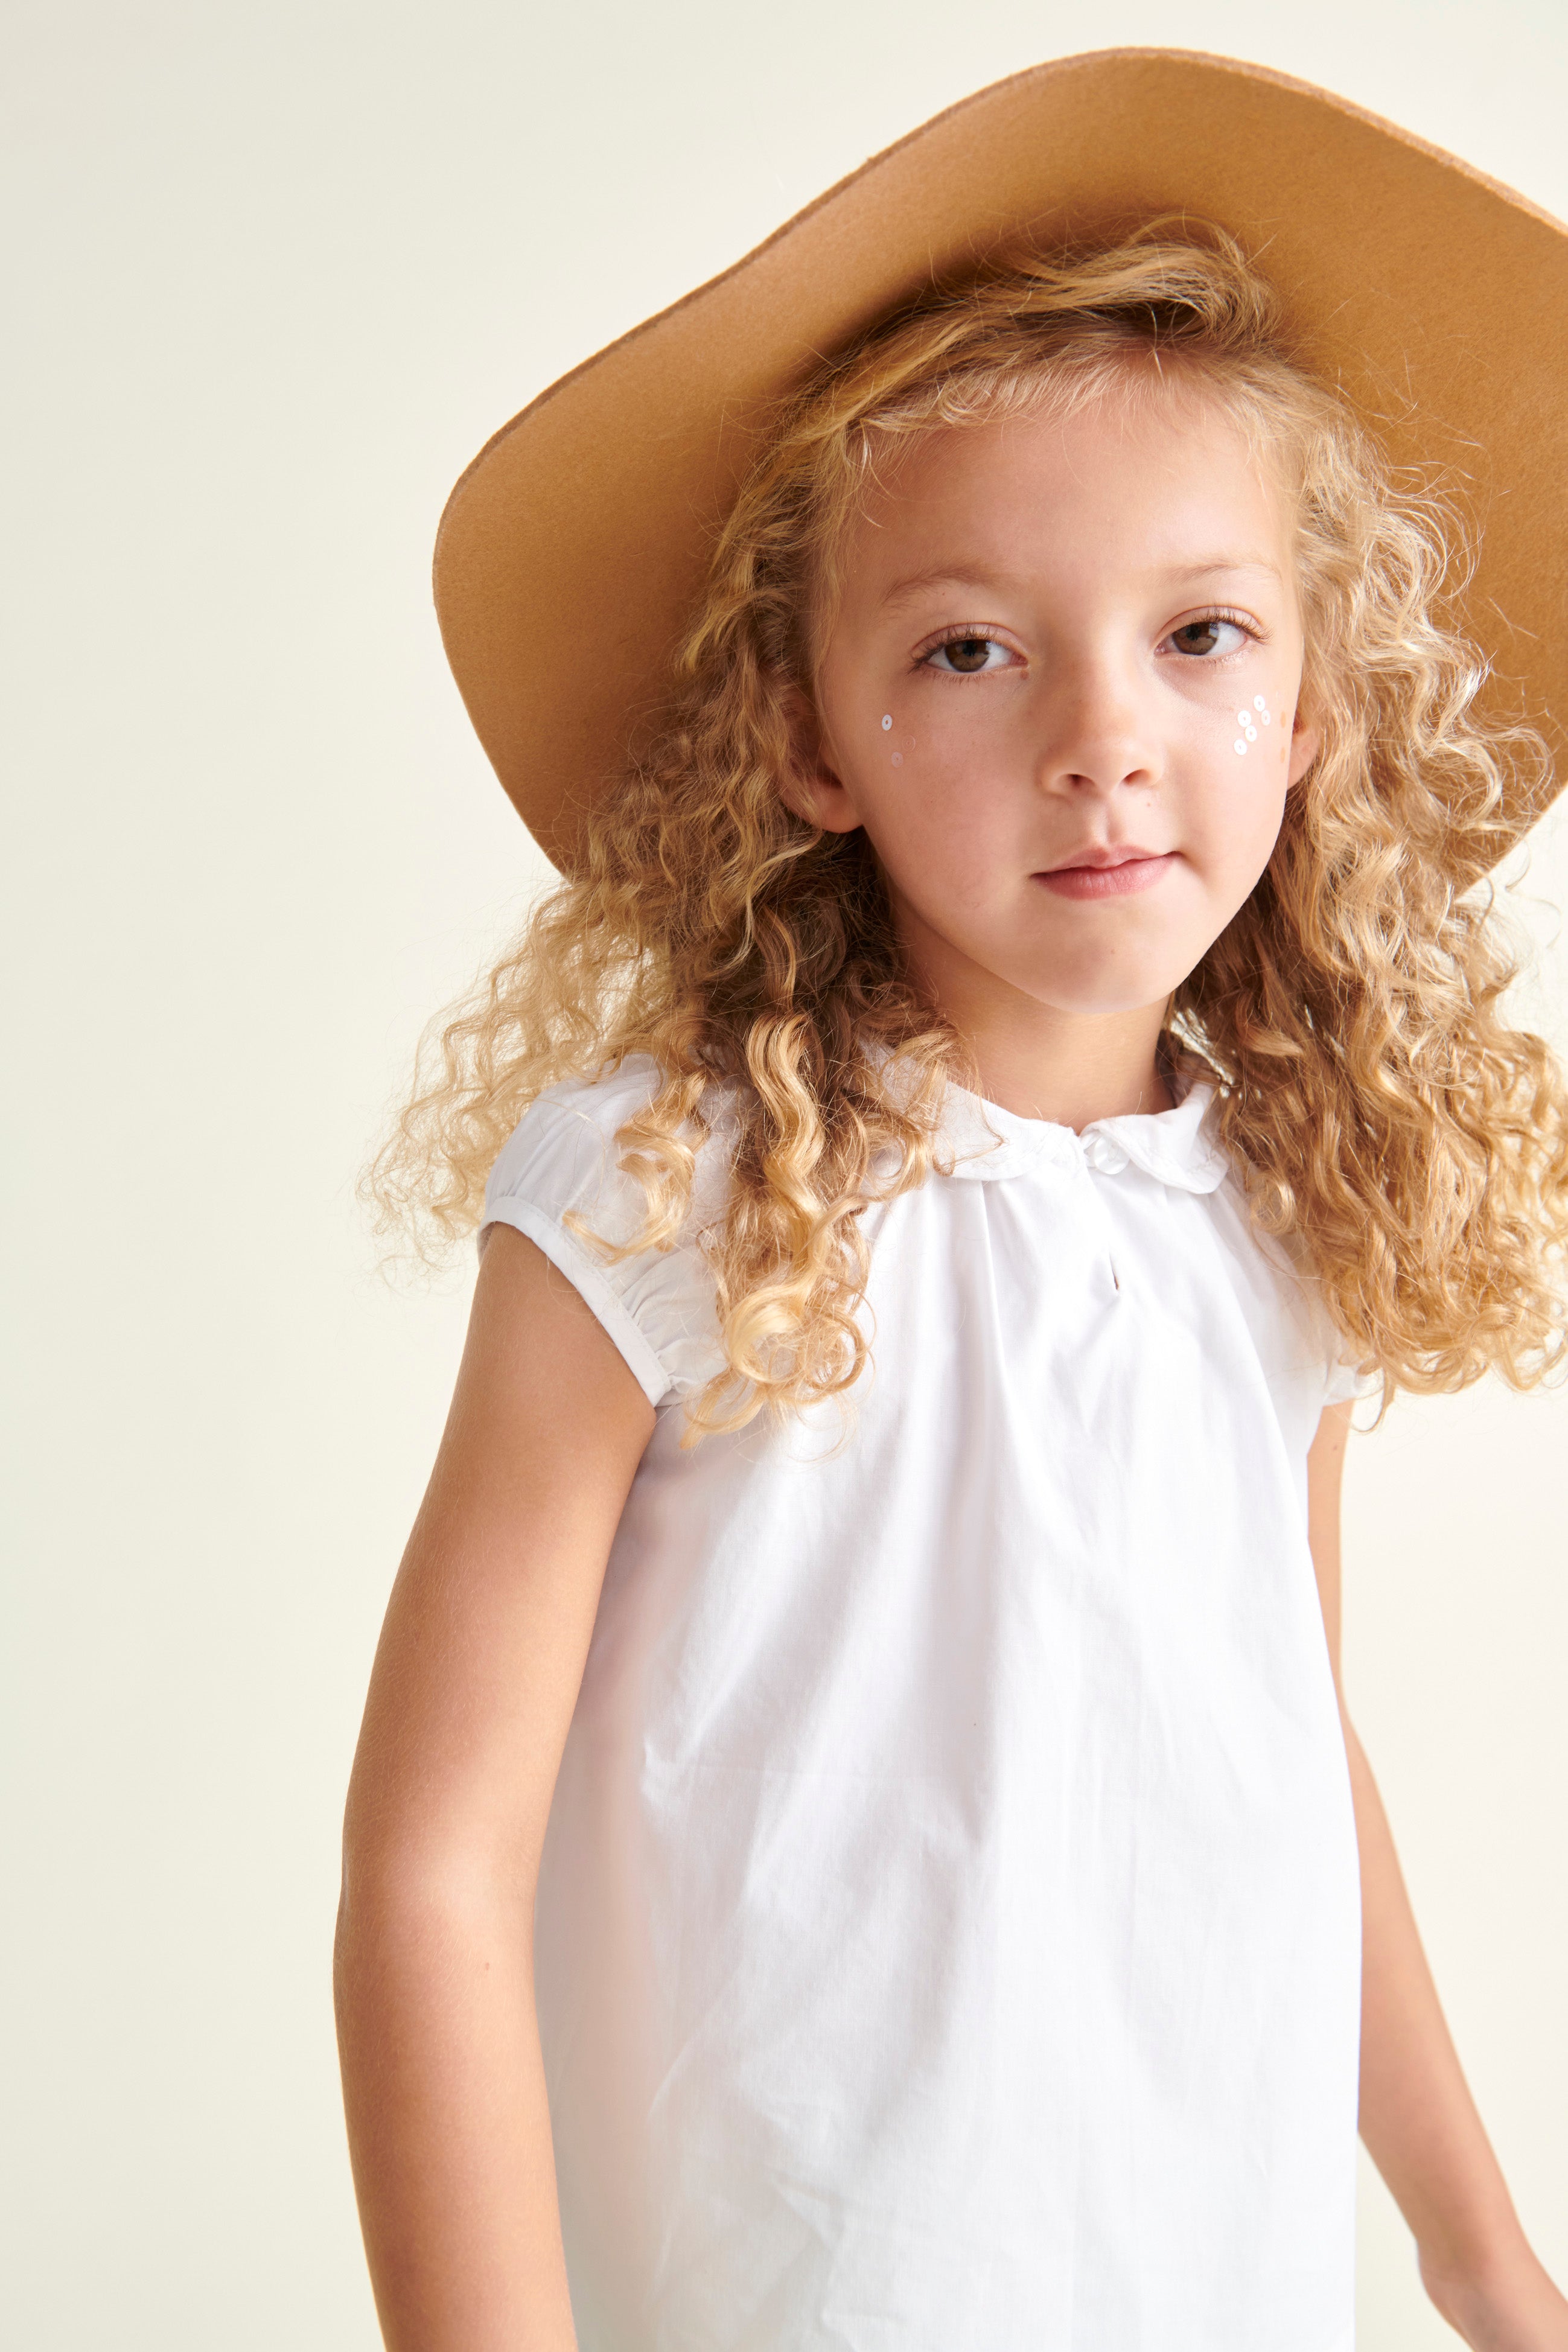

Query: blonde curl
<box><xmin>367</xmin><ymin>225</ymin><xmax>1568</xmax><ymax>1438</ymax></box>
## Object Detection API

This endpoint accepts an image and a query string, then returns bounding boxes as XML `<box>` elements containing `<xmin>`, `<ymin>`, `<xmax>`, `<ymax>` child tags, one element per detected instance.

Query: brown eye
<box><xmin>935</xmin><ymin>635</ymin><xmax>996</xmax><ymax>673</ymax></box>
<box><xmin>1171</xmin><ymin>619</ymin><xmax>1223</xmax><ymax>655</ymax></box>
<box><xmin>1168</xmin><ymin>616</ymin><xmax>1249</xmax><ymax>658</ymax></box>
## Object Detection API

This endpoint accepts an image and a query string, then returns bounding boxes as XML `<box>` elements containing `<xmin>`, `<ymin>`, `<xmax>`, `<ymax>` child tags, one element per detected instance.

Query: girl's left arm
<box><xmin>1308</xmin><ymin>1402</ymin><xmax>1568</xmax><ymax>2352</ymax></box>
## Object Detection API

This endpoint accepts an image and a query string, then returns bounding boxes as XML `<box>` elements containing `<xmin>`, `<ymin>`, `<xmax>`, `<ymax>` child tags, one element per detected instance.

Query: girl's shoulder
<box><xmin>485</xmin><ymin>1051</ymin><xmax>739</xmax><ymax>1228</ymax></box>
<box><xmin>487</xmin><ymin>1050</ymin><xmax>675</xmax><ymax>1175</ymax></box>
<box><xmin>1204</xmin><ymin>1164</ymin><xmax>1375</xmax><ymax>1417</ymax></box>
<box><xmin>481</xmin><ymin>1055</ymin><xmax>730</xmax><ymax>1409</ymax></box>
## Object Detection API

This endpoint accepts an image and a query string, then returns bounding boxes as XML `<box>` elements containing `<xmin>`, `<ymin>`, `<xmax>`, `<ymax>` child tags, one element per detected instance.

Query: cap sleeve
<box><xmin>1322</xmin><ymin>1341</ymin><xmax>1377</xmax><ymax>1410</ymax></box>
<box><xmin>480</xmin><ymin>1060</ymin><xmax>727</xmax><ymax>1409</ymax></box>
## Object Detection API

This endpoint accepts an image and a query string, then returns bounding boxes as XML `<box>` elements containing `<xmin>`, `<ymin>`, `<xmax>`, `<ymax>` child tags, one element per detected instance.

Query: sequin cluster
<box><xmin>1234</xmin><ymin>696</ymin><xmax>1272</xmax><ymax>756</ymax></box>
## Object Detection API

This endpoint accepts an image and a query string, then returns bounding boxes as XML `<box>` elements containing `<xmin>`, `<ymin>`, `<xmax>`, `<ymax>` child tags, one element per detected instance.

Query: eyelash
<box><xmin>1165</xmin><ymin>607</ymin><xmax>1261</xmax><ymax>657</ymax></box>
<box><xmin>914</xmin><ymin>626</ymin><xmax>1009</xmax><ymax>672</ymax></box>
<box><xmin>914</xmin><ymin>608</ymin><xmax>1265</xmax><ymax>672</ymax></box>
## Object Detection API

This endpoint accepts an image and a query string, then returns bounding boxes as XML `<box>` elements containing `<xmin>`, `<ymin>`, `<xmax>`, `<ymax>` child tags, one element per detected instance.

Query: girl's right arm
<box><xmin>334</xmin><ymin>1223</ymin><xmax>656</xmax><ymax>2352</ymax></box>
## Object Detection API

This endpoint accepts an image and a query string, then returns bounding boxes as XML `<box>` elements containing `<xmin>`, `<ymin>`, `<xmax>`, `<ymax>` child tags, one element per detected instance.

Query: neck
<box><xmin>958</xmin><ymin>1002</ymin><xmax>1174</xmax><ymax>1130</ymax></box>
<box><xmin>894</xmin><ymin>899</ymin><xmax>1174</xmax><ymax>1132</ymax></box>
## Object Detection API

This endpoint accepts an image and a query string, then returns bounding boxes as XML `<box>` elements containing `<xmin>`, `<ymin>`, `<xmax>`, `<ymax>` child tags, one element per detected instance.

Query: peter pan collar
<box><xmin>938</xmin><ymin>1077</ymin><xmax>1230</xmax><ymax>1196</ymax></box>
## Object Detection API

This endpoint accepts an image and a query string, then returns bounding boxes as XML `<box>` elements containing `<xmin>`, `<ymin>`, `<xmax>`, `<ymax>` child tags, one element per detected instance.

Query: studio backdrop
<box><xmin>5</xmin><ymin>3</ymin><xmax>1565</xmax><ymax>2345</ymax></box>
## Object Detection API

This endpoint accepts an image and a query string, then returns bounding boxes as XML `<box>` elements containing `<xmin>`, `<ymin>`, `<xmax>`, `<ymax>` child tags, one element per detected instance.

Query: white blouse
<box><xmin>481</xmin><ymin>1054</ymin><xmax>1364</xmax><ymax>2352</ymax></box>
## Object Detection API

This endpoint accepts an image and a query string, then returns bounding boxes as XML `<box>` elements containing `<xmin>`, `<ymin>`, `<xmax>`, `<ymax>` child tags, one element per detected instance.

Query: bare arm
<box><xmin>1307</xmin><ymin>1404</ymin><xmax>1568</xmax><ymax>2350</ymax></box>
<box><xmin>334</xmin><ymin>1225</ymin><xmax>655</xmax><ymax>2351</ymax></box>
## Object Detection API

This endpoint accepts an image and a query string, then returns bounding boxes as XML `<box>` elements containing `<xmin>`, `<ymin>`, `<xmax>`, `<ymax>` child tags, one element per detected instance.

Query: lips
<box><xmin>1034</xmin><ymin>848</ymin><xmax>1177</xmax><ymax>901</ymax></box>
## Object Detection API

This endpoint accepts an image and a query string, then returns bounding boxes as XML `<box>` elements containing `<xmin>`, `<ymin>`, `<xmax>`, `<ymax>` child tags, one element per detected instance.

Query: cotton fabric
<box><xmin>481</xmin><ymin>1054</ymin><xmax>1364</xmax><ymax>2352</ymax></box>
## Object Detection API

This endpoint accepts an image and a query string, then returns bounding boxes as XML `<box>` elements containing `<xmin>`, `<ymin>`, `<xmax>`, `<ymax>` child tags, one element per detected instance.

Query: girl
<box><xmin>336</xmin><ymin>52</ymin><xmax>1568</xmax><ymax>2352</ymax></box>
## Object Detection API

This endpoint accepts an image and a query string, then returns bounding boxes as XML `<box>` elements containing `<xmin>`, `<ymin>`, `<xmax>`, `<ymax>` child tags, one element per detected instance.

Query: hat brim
<box><xmin>434</xmin><ymin>47</ymin><xmax>1568</xmax><ymax>873</ymax></box>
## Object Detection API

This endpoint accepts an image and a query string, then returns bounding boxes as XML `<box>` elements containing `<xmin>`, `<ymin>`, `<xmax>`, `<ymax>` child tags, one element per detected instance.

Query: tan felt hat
<box><xmin>433</xmin><ymin>47</ymin><xmax>1568</xmax><ymax>873</ymax></box>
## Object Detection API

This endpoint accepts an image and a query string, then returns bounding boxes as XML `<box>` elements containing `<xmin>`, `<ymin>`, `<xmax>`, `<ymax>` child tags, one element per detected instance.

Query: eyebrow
<box><xmin>1165</xmin><ymin>557</ymin><xmax>1284</xmax><ymax>584</ymax></box>
<box><xmin>878</xmin><ymin>564</ymin><xmax>1018</xmax><ymax>613</ymax></box>
<box><xmin>878</xmin><ymin>555</ymin><xmax>1283</xmax><ymax>610</ymax></box>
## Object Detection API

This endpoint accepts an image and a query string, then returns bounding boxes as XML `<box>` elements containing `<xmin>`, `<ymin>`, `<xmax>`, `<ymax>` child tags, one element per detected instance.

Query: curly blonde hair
<box><xmin>368</xmin><ymin>224</ymin><xmax>1568</xmax><ymax>1439</ymax></box>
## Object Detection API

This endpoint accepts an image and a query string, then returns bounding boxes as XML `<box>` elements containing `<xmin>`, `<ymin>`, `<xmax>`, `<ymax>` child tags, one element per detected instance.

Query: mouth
<box><xmin>1033</xmin><ymin>847</ymin><xmax>1178</xmax><ymax>901</ymax></box>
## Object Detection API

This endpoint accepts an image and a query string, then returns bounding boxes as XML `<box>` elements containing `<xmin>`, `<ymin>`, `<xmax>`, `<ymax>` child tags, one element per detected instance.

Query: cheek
<box><xmin>1191</xmin><ymin>701</ymin><xmax>1292</xmax><ymax>875</ymax></box>
<box><xmin>847</xmin><ymin>733</ymin><xmax>1013</xmax><ymax>882</ymax></box>
<box><xmin>1197</xmin><ymin>766</ymin><xmax>1289</xmax><ymax>897</ymax></box>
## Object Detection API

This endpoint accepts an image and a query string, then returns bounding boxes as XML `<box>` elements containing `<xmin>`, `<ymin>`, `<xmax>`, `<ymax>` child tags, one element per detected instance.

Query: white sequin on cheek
<box><xmin>1234</xmin><ymin>738</ymin><xmax>1249</xmax><ymax>757</ymax></box>
<box><xmin>891</xmin><ymin>753</ymin><xmax>903</xmax><ymax>767</ymax></box>
<box><xmin>881</xmin><ymin>713</ymin><xmax>893</xmax><ymax>731</ymax></box>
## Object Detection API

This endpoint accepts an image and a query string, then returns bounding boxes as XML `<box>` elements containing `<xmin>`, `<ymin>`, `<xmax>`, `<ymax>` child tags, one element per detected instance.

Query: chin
<box><xmin>1021</xmin><ymin>964</ymin><xmax>1193</xmax><ymax>1020</ymax></box>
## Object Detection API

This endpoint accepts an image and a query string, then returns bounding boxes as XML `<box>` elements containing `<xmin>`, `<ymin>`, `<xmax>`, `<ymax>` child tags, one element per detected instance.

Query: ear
<box><xmin>1286</xmin><ymin>701</ymin><xmax>1322</xmax><ymax>790</ymax></box>
<box><xmin>776</xmin><ymin>676</ymin><xmax>865</xmax><ymax>836</ymax></box>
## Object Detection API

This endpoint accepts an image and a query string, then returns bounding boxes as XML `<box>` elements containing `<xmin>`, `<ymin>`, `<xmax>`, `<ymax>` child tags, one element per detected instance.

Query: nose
<box><xmin>1034</xmin><ymin>661</ymin><xmax>1161</xmax><ymax>800</ymax></box>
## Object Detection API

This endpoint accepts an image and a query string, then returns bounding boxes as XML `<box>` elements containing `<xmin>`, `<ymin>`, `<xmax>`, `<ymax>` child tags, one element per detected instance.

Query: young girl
<box><xmin>336</xmin><ymin>52</ymin><xmax>1568</xmax><ymax>2352</ymax></box>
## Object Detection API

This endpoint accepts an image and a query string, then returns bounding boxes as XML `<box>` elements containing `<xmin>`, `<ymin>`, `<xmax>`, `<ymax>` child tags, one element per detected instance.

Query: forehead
<box><xmin>839</xmin><ymin>381</ymin><xmax>1293</xmax><ymax>599</ymax></box>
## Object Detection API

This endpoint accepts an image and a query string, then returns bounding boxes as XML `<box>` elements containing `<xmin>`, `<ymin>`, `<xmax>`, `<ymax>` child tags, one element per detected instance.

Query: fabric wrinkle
<box><xmin>486</xmin><ymin>1053</ymin><xmax>1363</xmax><ymax>2351</ymax></box>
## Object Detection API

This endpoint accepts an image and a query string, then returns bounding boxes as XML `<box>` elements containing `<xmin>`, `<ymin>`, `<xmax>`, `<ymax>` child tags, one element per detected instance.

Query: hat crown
<box><xmin>435</xmin><ymin>48</ymin><xmax>1568</xmax><ymax>870</ymax></box>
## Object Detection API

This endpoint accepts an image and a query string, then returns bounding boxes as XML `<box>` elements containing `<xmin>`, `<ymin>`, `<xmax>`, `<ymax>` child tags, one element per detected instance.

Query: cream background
<box><xmin>5</xmin><ymin>2</ymin><xmax>1564</xmax><ymax>2344</ymax></box>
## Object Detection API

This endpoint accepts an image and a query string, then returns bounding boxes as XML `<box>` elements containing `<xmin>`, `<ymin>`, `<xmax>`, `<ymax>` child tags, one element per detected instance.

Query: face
<box><xmin>798</xmin><ymin>384</ymin><xmax>1320</xmax><ymax>1029</ymax></box>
